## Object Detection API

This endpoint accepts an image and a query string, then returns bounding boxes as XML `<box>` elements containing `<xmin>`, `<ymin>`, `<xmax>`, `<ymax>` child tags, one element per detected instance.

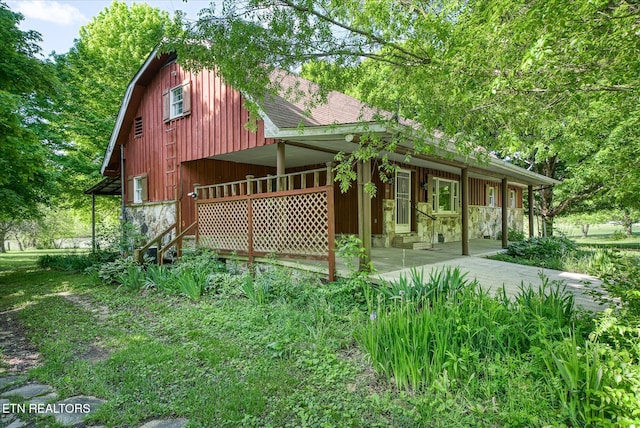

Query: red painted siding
<box><xmin>123</xmin><ymin>60</ymin><xmax>274</xmax><ymax>203</ymax></box>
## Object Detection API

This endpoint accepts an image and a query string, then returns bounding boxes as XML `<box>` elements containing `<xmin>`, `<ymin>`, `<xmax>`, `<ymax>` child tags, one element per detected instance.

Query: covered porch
<box><xmin>270</xmin><ymin>238</ymin><xmax>505</xmax><ymax>277</ymax></box>
<box><xmin>261</xmin><ymin>239</ymin><xmax>603</xmax><ymax>312</ymax></box>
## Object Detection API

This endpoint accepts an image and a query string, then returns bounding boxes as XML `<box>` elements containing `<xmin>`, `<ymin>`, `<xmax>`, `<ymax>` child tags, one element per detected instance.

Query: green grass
<box><xmin>1</xmin><ymin>251</ymin><xmax>639</xmax><ymax>427</ymax></box>
<box><xmin>0</xmin><ymin>249</ymin><xmax>89</xmax><ymax>272</ymax></box>
<box><xmin>554</xmin><ymin>221</ymin><xmax>640</xmax><ymax>245</ymax></box>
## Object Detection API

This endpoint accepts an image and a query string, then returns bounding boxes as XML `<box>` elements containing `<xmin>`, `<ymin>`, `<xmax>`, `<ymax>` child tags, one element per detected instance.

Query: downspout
<box><xmin>120</xmin><ymin>144</ymin><xmax>125</xmax><ymax>224</ymax></box>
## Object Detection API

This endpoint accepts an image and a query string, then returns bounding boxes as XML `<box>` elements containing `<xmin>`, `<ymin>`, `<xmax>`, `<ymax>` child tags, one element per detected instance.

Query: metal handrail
<box><xmin>412</xmin><ymin>203</ymin><xmax>437</xmax><ymax>249</ymax></box>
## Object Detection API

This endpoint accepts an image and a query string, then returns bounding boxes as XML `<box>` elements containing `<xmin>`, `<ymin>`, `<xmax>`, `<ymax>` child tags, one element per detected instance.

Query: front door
<box><xmin>395</xmin><ymin>169</ymin><xmax>411</xmax><ymax>233</ymax></box>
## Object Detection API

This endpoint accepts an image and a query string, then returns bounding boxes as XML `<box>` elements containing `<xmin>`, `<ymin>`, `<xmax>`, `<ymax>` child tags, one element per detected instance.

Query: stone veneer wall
<box><xmin>379</xmin><ymin>199</ymin><xmax>524</xmax><ymax>247</ymax></box>
<box><xmin>468</xmin><ymin>206</ymin><xmax>524</xmax><ymax>239</ymax></box>
<box><xmin>123</xmin><ymin>201</ymin><xmax>177</xmax><ymax>244</ymax></box>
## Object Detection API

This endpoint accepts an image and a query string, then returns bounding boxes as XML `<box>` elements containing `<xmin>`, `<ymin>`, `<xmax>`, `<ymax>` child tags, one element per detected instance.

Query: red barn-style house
<box><xmin>88</xmin><ymin>50</ymin><xmax>557</xmax><ymax>279</ymax></box>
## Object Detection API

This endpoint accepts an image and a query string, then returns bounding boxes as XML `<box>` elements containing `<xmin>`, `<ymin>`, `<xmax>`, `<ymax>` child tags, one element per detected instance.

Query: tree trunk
<box><xmin>622</xmin><ymin>209</ymin><xmax>633</xmax><ymax>237</ymax></box>
<box><xmin>13</xmin><ymin>232</ymin><xmax>24</xmax><ymax>251</ymax></box>
<box><xmin>536</xmin><ymin>156</ymin><xmax>557</xmax><ymax>237</ymax></box>
<box><xmin>581</xmin><ymin>224</ymin><xmax>590</xmax><ymax>238</ymax></box>
<box><xmin>0</xmin><ymin>231</ymin><xmax>5</xmax><ymax>253</ymax></box>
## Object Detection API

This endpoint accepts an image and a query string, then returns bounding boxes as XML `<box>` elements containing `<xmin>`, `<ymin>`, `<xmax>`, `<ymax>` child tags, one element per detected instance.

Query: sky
<box><xmin>6</xmin><ymin>0</ymin><xmax>216</xmax><ymax>56</ymax></box>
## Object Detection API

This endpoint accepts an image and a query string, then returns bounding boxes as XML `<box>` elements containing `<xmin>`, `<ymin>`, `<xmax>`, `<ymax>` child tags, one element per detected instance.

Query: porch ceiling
<box><xmin>210</xmin><ymin>140</ymin><xmax>528</xmax><ymax>185</ymax></box>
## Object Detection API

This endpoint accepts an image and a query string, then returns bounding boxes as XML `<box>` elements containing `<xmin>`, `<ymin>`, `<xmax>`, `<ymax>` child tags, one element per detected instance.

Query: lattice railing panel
<box><xmin>197</xmin><ymin>199</ymin><xmax>248</xmax><ymax>251</ymax></box>
<box><xmin>252</xmin><ymin>192</ymin><xmax>329</xmax><ymax>256</ymax></box>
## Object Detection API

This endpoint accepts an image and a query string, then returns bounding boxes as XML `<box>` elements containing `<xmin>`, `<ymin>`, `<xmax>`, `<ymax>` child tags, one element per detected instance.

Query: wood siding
<box><xmin>123</xmin><ymin>59</ymin><xmax>274</xmax><ymax>204</ymax></box>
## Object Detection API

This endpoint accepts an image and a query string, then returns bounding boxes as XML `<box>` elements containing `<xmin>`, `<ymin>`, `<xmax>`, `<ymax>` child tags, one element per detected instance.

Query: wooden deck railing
<box><xmin>194</xmin><ymin>164</ymin><xmax>332</xmax><ymax>201</ymax></box>
<box><xmin>194</xmin><ymin>163</ymin><xmax>336</xmax><ymax>280</ymax></box>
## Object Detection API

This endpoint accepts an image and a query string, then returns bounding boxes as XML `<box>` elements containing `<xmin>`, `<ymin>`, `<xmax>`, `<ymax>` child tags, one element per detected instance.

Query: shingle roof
<box><xmin>262</xmin><ymin>72</ymin><xmax>386</xmax><ymax>128</ymax></box>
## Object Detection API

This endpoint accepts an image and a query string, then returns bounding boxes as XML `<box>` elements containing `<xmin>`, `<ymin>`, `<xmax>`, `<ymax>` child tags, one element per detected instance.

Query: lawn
<box><xmin>554</xmin><ymin>221</ymin><xmax>640</xmax><ymax>248</ymax></box>
<box><xmin>1</xmin><ymin>249</ymin><xmax>639</xmax><ymax>427</ymax></box>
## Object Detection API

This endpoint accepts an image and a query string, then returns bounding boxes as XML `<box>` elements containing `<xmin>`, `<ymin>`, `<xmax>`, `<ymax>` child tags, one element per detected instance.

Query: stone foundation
<box><xmin>123</xmin><ymin>201</ymin><xmax>177</xmax><ymax>243</ymax></box>
<box><xmin>380</xmin><ymin>199</ymin><xmax>524</xmax><ymax>247</ymax></box>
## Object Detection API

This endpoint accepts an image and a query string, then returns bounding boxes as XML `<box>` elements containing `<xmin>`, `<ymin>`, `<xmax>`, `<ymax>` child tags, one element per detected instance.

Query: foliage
<box><xmin>494</xmin><ymin>236</ymin><xmax>630</xmax><ymax>277</ymax></box>
<box><xmin>357</xmin><ymin>268</ymin><xmax>578</xmax><ymax>389</ymax></box>
<box><xmin>379</xmin><ymin>266</ymin><xmax>468</xmax><ymax>304</ymax></box>
<box><xmin>0</xmin><ymin>3</ymin><xmax>58</xmax><ymax>251</ymax></box>
<box><xmin>93</xmin><ymin>256</ymin><xmax>140</xmax><ymax>285</ymax></box>
<box><xmin>506</xmin><ymin>236</ymin><xmax>577</xmax><ymax>260</ymax></box>
<box><xmin>497</xmin><ymin>227</ymin><xmax>526</xmax><ymax>242</ymax></box>
<box><xmin>166</xmin><ymin>0</ymin><xmax>640</xmax><ymax>232</ymax></box>
<box><xmin>95</xmin><ymin>249</ymin><xmax>230</xmax><ymax>299</ymax></box>
<box><xmin>51</xmin><ymin>1</ymin><xmax>170</xmax><ymax>207</ymax></box>
<box><xmin>37</xmin><ymin>251</ymin><xmax>117</xmax><ymax>272</ymax></box>
<box><xmin>117</xmin><ymin>262</ymin><xmax>146</xmax><ymax>292</ymax></box>
<box><xmin>3</xmin><ymin>248</ymin><xmax>640</xmax><ymax>426</ymax></box>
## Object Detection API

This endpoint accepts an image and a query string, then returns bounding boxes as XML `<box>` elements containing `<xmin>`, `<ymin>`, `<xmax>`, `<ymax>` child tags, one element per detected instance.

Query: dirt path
<box><xmin>0</xmin><ymin>309</ymin><xmax>41</xmax><ymax>373</ymax></box>
<box><xmin>0</xmin><ymin>290</ymin><xmax>188</xmax><ymax>428</ymax></box>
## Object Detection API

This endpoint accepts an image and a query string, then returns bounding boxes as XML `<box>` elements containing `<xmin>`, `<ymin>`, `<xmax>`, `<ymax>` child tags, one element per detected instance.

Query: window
<box><xmin>487</xmin><ymin>186</ymin><xmax>496</xmax><ymax>207</ymax></box>
<box><xmin>163</xmin><ymin>81</ymin><xmax>191</xmax><ymax>123</ymax></box>
<box><xmin>170</xmin><ymin>86</ymin><xmax>183</xmax><ymax>119</ymax></box>
<box><xmin>134</xmin><ymin>117</ymin><xmax>143</xmax><ymax>138</ymax></box>
<box><xmin>133</xmin><ymin>176</ymin><xmax>143</xmax><ymax>204</ymax></box>
<box><xmin>510</xmin><ymin>189</ymin><xmax>516</xmax><ymax>208</ymax></box>
<box><xmin>432</xmin><ymin>178</ymin><xmax>459</xmax><ymax>213</ymax></box>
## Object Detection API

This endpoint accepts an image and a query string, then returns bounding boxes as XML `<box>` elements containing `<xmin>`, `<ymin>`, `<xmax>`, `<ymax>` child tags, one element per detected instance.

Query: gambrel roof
<box><xmin>100</xmin><ymin>48</ymin><xmax>558</xmax><ymax>187</ymax></box>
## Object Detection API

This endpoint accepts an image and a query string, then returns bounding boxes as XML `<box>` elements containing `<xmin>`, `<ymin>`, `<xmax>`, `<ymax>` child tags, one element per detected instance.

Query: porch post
<box><xmin>528</xmin><ymin>185</ymin><xmax>535</xmax><ymax>238</ymax></box>
<box><xmin>91</xmin><ymin>192</ymin><xmax>96</xmax><ymax>253</ymax></box>
<box><xmin>357</xmin><ymin>160</ymin><xmax>372</xmax><ymax>270</ymax></box>
<box><xmin>461</xmin><ymin>168</ymin><xmax>469</xmax><ymax>256</ymax></box>
<box><xmin>502</xmin><ymin>177</ymin><xmax>509</xmax><ymax>248</ymax></box>
<box><xmin>277</xmin><ymin>141</ymin><xmax>285</xmax><ymax>191</ymax></box>
<box><xmin>326</xmin><ymin>163</ymin><xmax>336</xmax><ymax>281</ymax></box>
<box><xmin>362</xmin><ymin>160</ymin><xmax>372</xmax><ymax>264</ymax></box>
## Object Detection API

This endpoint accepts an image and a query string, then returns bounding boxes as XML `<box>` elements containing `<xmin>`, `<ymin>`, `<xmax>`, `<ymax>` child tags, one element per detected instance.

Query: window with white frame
<box><xmin>133</xmin><ymin>176</ymin><xmax>143</xmax><ymax>204</ymax></box>
<box><xmin>487</xmin><ymin>186</ymin><xmax>496</xmax><ymax>207</ymax></box>
<box><xmin>170</xmin><ymin>86</ymin><xmax>184</xmax><ymax>119</ymax></box>
<box><xmin>432</xmin><ymin>178</ymin><xmax>459</xmax><ymax>213</ymax></box>
<box><xmin>510</xmin><ymin>189</ymin><xmax>516</xmax><ymax>208</ymax></box>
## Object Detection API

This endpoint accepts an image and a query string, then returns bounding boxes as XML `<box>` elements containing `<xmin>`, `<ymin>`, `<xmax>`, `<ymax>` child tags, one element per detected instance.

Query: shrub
<box><xmin>93</xmin><ymin>256</ymin><xmax>142</xmax><ymax>285</ymax></box>
<box><xmin>497</xmin><ymin>228</ymin><xmax>526</xmax><ymax>242</ymax></box>
<box><xmin>611</xmin><ymin>229</ymin><xmax>627</xmax><ymax>241</ymax></box>
<box><xmin>117</xmin><ymin>263</ymin><xmax>146</xmax><ymax>291</ymax></box>
<box><xmin>38</xmin><ymin>251</ymin><xmax>117</xmax><ymax>271</ymax></box>
<box><xmin>506</xmin><ymin>236</ymin><xmax>577</xmax><ymax>260</ymax></box>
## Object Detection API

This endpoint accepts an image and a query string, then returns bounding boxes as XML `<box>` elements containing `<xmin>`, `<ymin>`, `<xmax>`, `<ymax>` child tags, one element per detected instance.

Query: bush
<box><xmin>497</xmin><ymin>228</ymin><xmax>526</xmax><ymax>242</ymax></box>
<box><xmin>38</xmin><ymin>251</ymin><xmax>117</xmax><ymax>272</ymax></box>
<box><xmin>506</xmin><ymin>236</ymin><xmax>577</xmax><ymax>260</ymax></box>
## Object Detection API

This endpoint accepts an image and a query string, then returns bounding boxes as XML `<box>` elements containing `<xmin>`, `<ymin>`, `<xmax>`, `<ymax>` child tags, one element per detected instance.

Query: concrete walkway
<box><xmin>377</xmin><ymin>256</ymin><xmax>605</xmax><ymax>312</ymax></box>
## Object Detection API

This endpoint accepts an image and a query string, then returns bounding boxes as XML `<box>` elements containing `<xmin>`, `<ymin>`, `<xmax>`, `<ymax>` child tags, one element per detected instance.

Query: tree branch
<box><xmin>277</xmin><ymin>0</ymin><xmax>431</xmax><ymax>65</ymax></box>
<box><xmin>550</xmin><ymin>184</ymin><xmax>606</xmax><ymax>217</ymax></box>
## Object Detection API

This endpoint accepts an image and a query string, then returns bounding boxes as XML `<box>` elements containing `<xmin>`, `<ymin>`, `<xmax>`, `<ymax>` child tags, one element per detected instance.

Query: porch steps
<box><xmin>392</xmin><ymin>234</ymin><xmax>433</xmax><ymax>250</ymax></box>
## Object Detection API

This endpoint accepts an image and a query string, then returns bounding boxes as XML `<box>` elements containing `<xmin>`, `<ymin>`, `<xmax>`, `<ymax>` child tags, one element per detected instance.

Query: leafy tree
<box><xmin>0</xmin><ymin>2</ymin><xmax>57</xmax><ymax>251</ymax></box>
<box><xmin>166</xmin><ymin>0</ymin><xmax>640</xmax><ymax>233</ymax></box>
<box><xmin>53</xmin><ymin>1</ymin><xmax>170</xmax><ymax>205</ymax></box>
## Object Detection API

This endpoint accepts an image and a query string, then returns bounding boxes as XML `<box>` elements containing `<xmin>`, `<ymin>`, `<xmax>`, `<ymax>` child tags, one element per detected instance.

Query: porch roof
<box><xmin>99</xmin><ymin>48</ymin><xmax>558</xmax><ymax>187</ymax></box>
<box><xmin>212</xmin><ymin>125</ymin><xmax>558</xmax><ymax>187</ymax></box>
<box><xmin>84</xmin><ymin>176</ymin><xmax>121</xmax><ymax>196</ymax></box>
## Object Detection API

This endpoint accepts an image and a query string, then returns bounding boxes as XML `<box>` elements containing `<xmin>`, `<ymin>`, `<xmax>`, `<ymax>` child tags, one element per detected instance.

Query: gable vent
<box><xmin>134</xmin><ymin>116</ymin><xmax>143</xmax><ymax>137</ymax></box>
